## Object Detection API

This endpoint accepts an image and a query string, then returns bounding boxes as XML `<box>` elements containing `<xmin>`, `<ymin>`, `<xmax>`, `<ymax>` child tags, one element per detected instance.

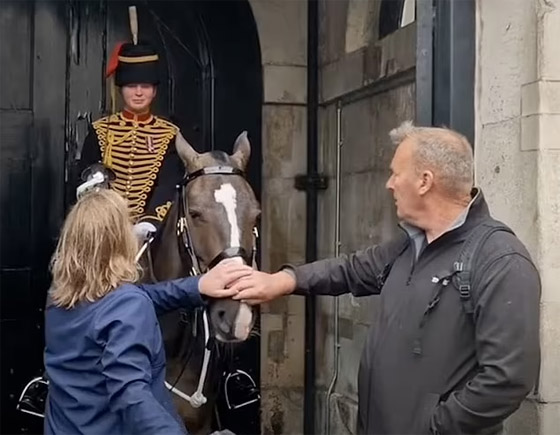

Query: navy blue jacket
<box><xmin>44</xmin><ymin>277</ymin><xmax>203</xmax><ymax>435</ymax></box>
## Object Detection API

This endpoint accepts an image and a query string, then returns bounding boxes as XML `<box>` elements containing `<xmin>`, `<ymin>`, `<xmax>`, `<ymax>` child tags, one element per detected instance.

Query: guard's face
<box><xmin>386</xmin><ymin>138</ymin><xmax>424</xmax><ymax>223</ymax></box>
<box><xmin>121</xmin><ymin>84</ymin><xmax>157</xmax><ymax>113</ymax></box>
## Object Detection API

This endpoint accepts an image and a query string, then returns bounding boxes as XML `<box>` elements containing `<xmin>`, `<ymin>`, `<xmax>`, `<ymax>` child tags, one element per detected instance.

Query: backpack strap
<box><xmin>377</xmin><ymin>236</ymin><xmax>410</xmax><ymax>288</ymax></box>
<box><xmin>453</xmin><ymin>221</ymin><xmax>514</xmax><ymax>316</ymax></box>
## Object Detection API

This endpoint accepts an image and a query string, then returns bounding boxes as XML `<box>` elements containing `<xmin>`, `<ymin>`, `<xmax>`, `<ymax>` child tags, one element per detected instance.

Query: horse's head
<box><xmin>175</xmin><ymin>131</ymin><xmax>260</xmax><ymax>343</ymax></box>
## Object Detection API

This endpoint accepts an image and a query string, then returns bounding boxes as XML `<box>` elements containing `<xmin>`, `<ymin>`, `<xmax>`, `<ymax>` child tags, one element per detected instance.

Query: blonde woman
<box><xmin>44</xmin><ymin>189</ymin><xmax>251</xmax><ymax>435</ymax></box>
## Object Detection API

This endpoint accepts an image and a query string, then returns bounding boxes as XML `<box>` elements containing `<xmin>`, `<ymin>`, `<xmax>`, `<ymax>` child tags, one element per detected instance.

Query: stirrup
<box><xmin>224</xmin><ymin>369</ymin><xmax>260</xmax><ymax>410</ymax></box>
<box><xmin>17</xmin><ymin>376</ymin><xmax>49</xmax><ymax>418</ymax></box>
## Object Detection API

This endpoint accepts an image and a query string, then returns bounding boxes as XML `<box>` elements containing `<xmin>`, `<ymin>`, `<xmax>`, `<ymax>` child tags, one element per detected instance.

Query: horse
<box><xmin>138</xmin><ymin>131</ymin><xmax>261</xmax><ymax>435</ymax></box>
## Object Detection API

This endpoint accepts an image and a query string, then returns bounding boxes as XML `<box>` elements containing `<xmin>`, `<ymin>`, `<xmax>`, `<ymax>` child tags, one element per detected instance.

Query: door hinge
<box><xmin>294</xmin><ymin>173</ymin><xmax>329</xmax><ymax>191</ymax></box>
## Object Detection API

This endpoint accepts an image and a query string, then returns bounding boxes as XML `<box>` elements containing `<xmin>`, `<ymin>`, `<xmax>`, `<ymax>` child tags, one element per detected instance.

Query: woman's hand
<box><xmin>198</xmin><ymin>259</ymin><xmax>253</xmax><ymax>298</ymax></box>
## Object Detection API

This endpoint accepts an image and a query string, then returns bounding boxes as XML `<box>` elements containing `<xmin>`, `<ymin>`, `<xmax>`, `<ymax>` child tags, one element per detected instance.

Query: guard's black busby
<box><xmin>106</xmin><ymin>41</ymin><xmax>160</xmax><ymax>87</ymax></box>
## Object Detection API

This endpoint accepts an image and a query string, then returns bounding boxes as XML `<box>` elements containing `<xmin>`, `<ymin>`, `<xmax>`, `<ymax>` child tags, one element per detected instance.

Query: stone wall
<box><xmin>315</xmin><ymin>1</ymin><xmax>417</xmax><ymax>433</ymax></box>
<box><xmin>248</xmin><ymin>1</ymin><xmax>308</xmax><ymax>433</ymax></box>
<box><xmin>475</xmin><ymin>0</ymin><xmax>560</xmax><ymax>433</ymax></box>
<box><xmin>250</xmin><ymin>0</ymin><xmax>560</xmax><ymax>433</ymax></box>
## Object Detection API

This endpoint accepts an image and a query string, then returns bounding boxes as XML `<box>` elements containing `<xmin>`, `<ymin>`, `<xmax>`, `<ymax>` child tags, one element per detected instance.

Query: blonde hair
<box><xmin>50</xmin><ymin>189</ymin><xmax>140</xmax><ymax>309</ymax></box>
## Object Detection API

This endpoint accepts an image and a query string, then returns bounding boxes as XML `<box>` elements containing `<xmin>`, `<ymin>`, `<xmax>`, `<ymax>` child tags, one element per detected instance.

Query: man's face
<box><xmin>121</xmin><ymin>84</ymin><xmax>157</xmax><ymax>113</ymax></box>
<box><xmin>385</xmin><ymin>138</ymin><xmax>425</xmax><ymax>223</ymax></box>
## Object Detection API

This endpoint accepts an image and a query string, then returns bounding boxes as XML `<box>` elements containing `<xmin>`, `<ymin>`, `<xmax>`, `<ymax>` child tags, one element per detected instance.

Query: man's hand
<box><xmin>230</xmin><ymin>270</ymin><xmax>296</xmax><ymax>305</ymax></box>
<box><xmin>199</xmin><ymin>259</ymin><xmax>254</xmax><ymax>299</ymax></box>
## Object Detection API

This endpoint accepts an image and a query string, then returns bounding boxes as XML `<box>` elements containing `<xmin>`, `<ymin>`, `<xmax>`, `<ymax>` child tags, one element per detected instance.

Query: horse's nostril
<box><xmin>218</xmin><ymin>310</ymin><xmax>226</xmax><ymax>319</ymax></box>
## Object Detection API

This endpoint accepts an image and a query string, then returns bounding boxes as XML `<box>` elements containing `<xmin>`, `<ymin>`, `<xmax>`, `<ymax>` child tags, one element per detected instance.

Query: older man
<box><xmin>230</xmin><ymin>122</ymin><xmax>541</xmax><ymax>435</ymax></box>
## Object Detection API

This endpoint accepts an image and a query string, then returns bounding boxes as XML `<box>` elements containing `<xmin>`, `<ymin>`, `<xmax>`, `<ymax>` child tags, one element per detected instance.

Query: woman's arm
<box><xmin>135</xmin><ymin>259</ymin><xmax>254</xmax><ymax>315</ymax></box>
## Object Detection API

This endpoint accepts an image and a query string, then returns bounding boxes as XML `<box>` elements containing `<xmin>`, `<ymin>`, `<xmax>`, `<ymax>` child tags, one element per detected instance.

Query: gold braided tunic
<box><xmin>79</xmin><ymin>111</ymin><xmax>183</xmax><ymax>226</ymax></box>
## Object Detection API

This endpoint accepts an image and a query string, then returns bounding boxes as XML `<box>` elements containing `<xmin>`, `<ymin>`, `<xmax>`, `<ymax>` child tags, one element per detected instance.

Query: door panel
<box><xmin>1</xmin><ymin>1</ymin><xmax>67</xmax><ymax>433</ymax></box>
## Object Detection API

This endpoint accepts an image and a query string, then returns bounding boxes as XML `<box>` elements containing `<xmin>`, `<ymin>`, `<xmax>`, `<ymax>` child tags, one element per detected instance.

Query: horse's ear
<box><xmin>175</xmin><ymin>131</ymin><xmax>199</xmax><ymax>172</ymax></box>
<box><xmin>232</xmin><ymin>131</ymin><xmax>251</xmax><ymax>169</ymax></box>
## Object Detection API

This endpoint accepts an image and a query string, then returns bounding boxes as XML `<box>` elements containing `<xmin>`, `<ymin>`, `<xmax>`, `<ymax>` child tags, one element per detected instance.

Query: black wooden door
<box><xmin>1</xmin><ymin>1</ymin><xmax>262</xmax><ymax>434</ymax></box>
<box><xmin>1</xmin><ymin>1</ymin><xmax>67</xmax><ymax>433</ymax></box>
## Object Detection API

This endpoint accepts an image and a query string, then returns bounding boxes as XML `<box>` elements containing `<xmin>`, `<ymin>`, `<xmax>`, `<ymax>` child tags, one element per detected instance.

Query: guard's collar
<box><xmin>121</xmin><ymin>109</ymin><xmax>153</xmax><ymax>123</ymax></box>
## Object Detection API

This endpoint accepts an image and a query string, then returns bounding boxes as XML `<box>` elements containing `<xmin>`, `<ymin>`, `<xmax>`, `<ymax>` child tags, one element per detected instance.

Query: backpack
<box><xmin>381</xmin><ymin>220</ymin><xmax>514</xmax><ymax>318</ymax></box>
<box><xmin>452</xmin><ymin>221</ymin><xmax>514</xmax><ymax>316</ymax></box>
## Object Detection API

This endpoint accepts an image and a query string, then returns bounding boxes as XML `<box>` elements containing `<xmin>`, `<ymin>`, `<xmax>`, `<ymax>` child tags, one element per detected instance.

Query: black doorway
<box><xmin>0</xmin><ymin>1</ymin><xmax>263</xmax><ymax>434</ymax></box>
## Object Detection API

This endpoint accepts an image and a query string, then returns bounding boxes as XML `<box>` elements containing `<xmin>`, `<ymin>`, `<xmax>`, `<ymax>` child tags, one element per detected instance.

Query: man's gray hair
<box><xmin>389</xmin><ymin>121</ymin><xmax>474</xmax><ymax>196</ymax></box>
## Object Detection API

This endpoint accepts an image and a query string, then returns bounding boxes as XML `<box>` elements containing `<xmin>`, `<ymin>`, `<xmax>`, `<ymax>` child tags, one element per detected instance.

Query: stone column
<box><xmin>476</xmin><ymin>0</ymin><xmax>560</xmax><ymax>433</ymax></box>
<box><xmin>525</xmin><ymin>0</ymin><xmax>560</xmax><ymax>432</ymax></box>
<box><xmin>248</xmin><ymin>1</ymin><xmax>308</xmax><ymax>433</ymax></box>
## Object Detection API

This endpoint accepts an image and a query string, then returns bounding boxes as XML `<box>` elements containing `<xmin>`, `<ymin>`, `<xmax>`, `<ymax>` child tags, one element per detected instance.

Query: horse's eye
<box><xmin>189</xmin><ymin>210</ymin><xmax>202</xmax><ymax>220</ymax></box>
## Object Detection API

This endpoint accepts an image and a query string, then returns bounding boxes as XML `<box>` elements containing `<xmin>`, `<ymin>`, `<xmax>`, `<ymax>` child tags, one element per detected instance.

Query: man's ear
<box><xmin>419</xmin><ymin>170</ymin><xmax>434</xmax><ymax>195</ymax></box>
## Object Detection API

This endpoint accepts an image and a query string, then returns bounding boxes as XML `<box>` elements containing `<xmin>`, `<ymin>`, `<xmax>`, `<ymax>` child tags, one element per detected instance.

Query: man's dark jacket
<box><xmin>290</xmin><ymin>190</ymin><xmax>540</xmax><ymax>435</ymax></box>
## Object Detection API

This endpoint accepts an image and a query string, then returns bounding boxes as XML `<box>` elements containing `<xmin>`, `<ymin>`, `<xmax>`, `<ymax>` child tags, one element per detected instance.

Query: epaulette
<box><xmin>152</xmin><ymin>116</ymin><xmax>179</xmax><ymax>133</ymax></box>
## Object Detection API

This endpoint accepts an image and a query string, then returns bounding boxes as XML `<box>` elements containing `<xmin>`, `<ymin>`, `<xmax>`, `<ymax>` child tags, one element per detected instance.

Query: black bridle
<box><xmin>176</xmin><ymin>165</ymin><xmax>259</xmax><ymax>276</ymax></box>
<box><xmin>161</xmin><ymin>165</ymin><xmax>259</xmax><ymax>408</ymax></box>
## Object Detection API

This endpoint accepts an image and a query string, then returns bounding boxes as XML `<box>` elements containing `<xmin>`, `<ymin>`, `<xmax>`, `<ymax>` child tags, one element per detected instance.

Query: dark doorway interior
<box><xmin>0</xmin><ymin>1</ymin><xmax>262</xmax><ymax>434</ymax></box>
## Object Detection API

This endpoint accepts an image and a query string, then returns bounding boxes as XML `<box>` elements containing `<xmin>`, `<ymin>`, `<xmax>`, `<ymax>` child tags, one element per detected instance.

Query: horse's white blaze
<box><xmin>214</xmin><ymin>183</ymin><xmax>253</xmax><ymax>340</ymax></box>
<box><xmin>214</xmin><ymin>183</ymin><xmax>240</xmax><ymax>247</ymax></box>
<box><xmin>234</xmin><ymin>302</ymin><xmax>253</xmax><ymax>341</ymax></box>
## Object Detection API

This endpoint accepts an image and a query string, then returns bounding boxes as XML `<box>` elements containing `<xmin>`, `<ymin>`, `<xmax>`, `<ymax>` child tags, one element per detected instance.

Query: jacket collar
<box><xmin>399</xmin><ymin>188</ymin><xmax>491</xmax><ymax>250</ymax></box>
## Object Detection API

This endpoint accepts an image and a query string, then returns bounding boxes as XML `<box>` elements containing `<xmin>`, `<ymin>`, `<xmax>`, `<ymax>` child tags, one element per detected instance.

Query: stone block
<box><xmin>261</xmin><ymin>313</ymin><xmax>305</xmax><ymax>389</ymax></box>
<box><xmin>261</xmin><ymin>293</ymin><xmax>306</xmax><ymax>318</ymax></box>
<box><xmin>316</xmin><ymin>308</ymin><xmax>369</xmax><ymax>399</ymax></box>
<box><xmin>477</xmin><ymin>0</ymin><xmax>538</xmax><ymax>124</ymax></box>
<box><xmin>538</xmin><ymin>150</ymin><xmax>560</xmax><ymax>304</ymax></box>
<box><xmin>318</xmin><ymin>103</ymin><xmax>338</xmax><ymax>177</ymax></box>
<box><xmin>374</xmin><ymin>22</ymin><xmax>416</xmax><ymax>82</ymax></box>
<box><xmin>339</xmin><ymin>292</ymin><xmax>381</xmax><ymax>327</ymax></box>
<box><xmin>503</xmin><ymin>399</ymin><xmax>539</xmax><ymax>435</ymax></box>
<box><xmin>539</xmin><ymin>402</ymin><xmax>560</xmax><ymax>435</ymax></box>
<box><xmin>539</xmin><ymin>301</ymin><xmax>560</xmax><ymax>402</ymax></box>
<box><xmin>249</xmin><ymin>0</ymin><xmax>307</xmax><ymax>66</ymax></box>
<box><xmin>345</xmin><ymin>0</ymin><xmax>377</xmax><ymax>54</ymax></box>
<box><xmin>287</xmin><ymin>294</ymin><xmax>305</xmax><ymax>317</ymax></box>
<box><xmin>321</xmin><ymin>48</ymin><xmax>365</xmax><ymax>103</ymax></box>
<box><xmin>521</xmin><ymin>81</ymin><xmax>560</xmax><ymax>117</ymax></box>
<box><xmin>538</xmin><ymin>2</ymin><xmax>560</xmax><ymax>80</ymax></box>
<box><xmin>263</xmin><ymin>64</ymin><xmax>307</xmax><ymax>104</ymax></box>
<box><xmin>475</xmin><ymin>118</ymin><xmax>539</xmax><ymax>258</ymax></box>
<box><xmin>521</xmin><ymin>114</ymin><xmax>560</xmax><ymax>151</ymax></box>
<box><xmin>339</xmin><ymin>171</ymin><xmax>399</xmax><ymax>253</ymax></box>
<box><xmin>340</xmin><ymin>83</ymin><xmax>415</xmax><ymax>175</ymax></box>
<box><xmin>262</xmin><ymin>105</ymin><xmax>307</xmax><ymax>179</ymax></box>
<box><xmin>318</xmin><ymin>0</ymin><xmax>348</xmax><ymax>65</ymax></box>
<box><xmin>260</xmin><ymin>387</ymin><xmax>304</xmax><ymax>435</ymax></box>
<box><xmin>315</xmin><ymin>390</ymin><xmax>359</xmax><ymax>435</ymax></box>
<box><xmin>267</xmin><ymin>297</ymin><xmax>289</xmax><ymax>315</ymax></box>
<box><xmin>260</xmin><ymin>177</ymin><xmax>306</xmax><ymax>272</ymax></box>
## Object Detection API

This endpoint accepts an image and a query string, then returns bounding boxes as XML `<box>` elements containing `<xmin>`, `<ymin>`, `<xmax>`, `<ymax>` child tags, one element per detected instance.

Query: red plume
<box><xmin>106</xmin><ymin>42</ymin><xmax>125</xmax><ymax>77</ymax></box>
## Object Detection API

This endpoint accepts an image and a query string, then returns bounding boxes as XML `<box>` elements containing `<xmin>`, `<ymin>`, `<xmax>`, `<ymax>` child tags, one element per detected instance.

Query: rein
<box><xmin>138</xmin><ymin>165</ymin><xmax>259</xmax><ymax>409</ymax></box>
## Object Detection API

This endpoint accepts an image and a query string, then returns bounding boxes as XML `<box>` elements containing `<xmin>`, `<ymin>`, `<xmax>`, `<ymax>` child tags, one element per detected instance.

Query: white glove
<box><xmin>133</xmin><ymin>222</ymin><xmax>157</xmax><ymax>241</ymax></box>
<box><xmin>76</xmin><ymin>172</ymin><xmax>105</xmax><ymax>199</ymax></box>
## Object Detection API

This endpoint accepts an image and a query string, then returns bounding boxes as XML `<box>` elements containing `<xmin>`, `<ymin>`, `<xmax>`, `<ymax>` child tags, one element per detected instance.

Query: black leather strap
<box><xmin>180</xmin><ymin>166</ymin><xmax>245</xmax><ymax>186</ymax></box>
